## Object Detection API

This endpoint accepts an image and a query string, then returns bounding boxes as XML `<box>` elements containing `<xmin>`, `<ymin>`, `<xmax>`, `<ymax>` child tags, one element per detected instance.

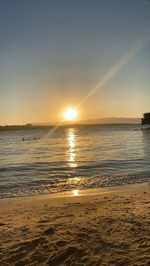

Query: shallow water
<box><xmin>0</xmin><ymin>124</ymin><xmax>150</xmax><ymax>198</ymax></box>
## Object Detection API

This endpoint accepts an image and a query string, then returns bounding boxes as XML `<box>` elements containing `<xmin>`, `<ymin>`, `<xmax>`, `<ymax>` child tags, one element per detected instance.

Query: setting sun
<box><xmin>64</xmin><ymin>108</ymin><xmax>77</xmax><ymax>121</ymax></box>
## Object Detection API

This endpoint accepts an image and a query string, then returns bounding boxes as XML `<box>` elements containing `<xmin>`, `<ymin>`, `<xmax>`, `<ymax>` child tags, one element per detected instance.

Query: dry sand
<box><xmin>0</xmin><ymin>184</ymin><xmax>150</xmax><ymax>266</ymax></box>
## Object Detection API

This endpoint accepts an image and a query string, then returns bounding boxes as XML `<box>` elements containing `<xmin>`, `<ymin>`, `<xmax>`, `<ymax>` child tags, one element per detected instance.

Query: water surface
<box><xmin>0</xmin><ymin>124</ymin><xmax>149</xmax><ymax>198</ymax></box>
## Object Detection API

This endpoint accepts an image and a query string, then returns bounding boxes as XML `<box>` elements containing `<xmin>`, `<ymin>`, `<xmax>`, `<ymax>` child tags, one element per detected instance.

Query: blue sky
<box><xmin>0</xmin><ymin>0</ymin><xmax>150</xmax><ymax>124</ymax></box>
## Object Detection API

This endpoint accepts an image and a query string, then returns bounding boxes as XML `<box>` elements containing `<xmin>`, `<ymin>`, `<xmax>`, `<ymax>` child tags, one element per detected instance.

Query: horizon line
<box><xmin>0</xmin><ymin>117</ymin><xmax>141</xmax><ymax>127</ymax></box>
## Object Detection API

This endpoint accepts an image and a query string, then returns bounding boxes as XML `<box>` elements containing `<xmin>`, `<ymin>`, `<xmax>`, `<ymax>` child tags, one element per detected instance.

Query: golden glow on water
<box><xmin>72</xmin><ymin>189</ymin><xmax>79</xmax><ymax>196</ymax></box>
<box><xmin>67</xmin><ymin>128</ymin><xmax>77</xmax><ymax>168</ymax></box>
<box><xmin>70</xmin><ymin>177</ymin><xmax>81</xmax><ymax>182</ymax></box>
<box><xmin>68</xmin><ymin>177</ymin><xmax>81</xmax><ymax>186</ymax></box>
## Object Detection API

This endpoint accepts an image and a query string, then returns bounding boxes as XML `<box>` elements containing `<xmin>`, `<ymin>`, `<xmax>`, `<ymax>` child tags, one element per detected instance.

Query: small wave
<box><xmin>0</xmin><ymin>172</ymin><xmax>149</xmax><ymax>199</ymax></box>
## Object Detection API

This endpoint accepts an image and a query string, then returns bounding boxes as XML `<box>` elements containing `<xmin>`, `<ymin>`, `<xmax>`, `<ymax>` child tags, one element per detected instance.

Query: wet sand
<box><xmin>0</xmin><ymin>184</ymin><xmax>150</xmax><ymax>266</ymax></box>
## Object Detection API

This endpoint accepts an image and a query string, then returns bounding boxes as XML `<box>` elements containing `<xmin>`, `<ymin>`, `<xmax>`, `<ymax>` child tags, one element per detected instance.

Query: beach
<box><xmin>0</xmin><ymin>184</ymin><xmax>149</xmax><ymax>266</ymax></box>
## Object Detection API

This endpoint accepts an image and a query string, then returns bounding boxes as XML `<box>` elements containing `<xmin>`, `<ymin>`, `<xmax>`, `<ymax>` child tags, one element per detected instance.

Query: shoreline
<box><xmin>0</xmin><ymin>181</ymin><xmax>149</xmax><ymax>202</ymax></box>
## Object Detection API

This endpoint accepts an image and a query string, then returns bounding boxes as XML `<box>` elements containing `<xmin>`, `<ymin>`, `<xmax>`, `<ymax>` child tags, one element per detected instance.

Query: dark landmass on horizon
<box><xmin>33</xmin><ymin>117</ymin><xmax>140</xmax><ymax>126</ymax></box>
<box><xmin>73</xmin><ymin>117</ymin><xmax>141</xmax><ymax>125</ymax></box>
<box><xmin>0</xmin><ymin>117</ymin><xmax>141</xmax><ymax>131</ymax></box>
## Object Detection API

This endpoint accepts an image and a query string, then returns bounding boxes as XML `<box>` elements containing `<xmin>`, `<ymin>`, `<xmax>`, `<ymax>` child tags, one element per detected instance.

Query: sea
<box><xmin>0</xmin><ymin>124</ymin><xmax>149</xmax><ymax>198</ymax></box>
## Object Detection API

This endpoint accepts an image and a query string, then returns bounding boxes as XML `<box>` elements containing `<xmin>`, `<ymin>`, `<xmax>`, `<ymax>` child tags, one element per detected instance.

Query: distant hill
<box><xmin>0</xmin><ymin>117</ymin><xmax>141</xmax><ymax>131</ymax></box>
<box><xmin>33</xmin><ymin>117</ymin><xmax>141</xmax><ymax>126</ymax></box>
<box><xmin>77</xmin><ymin>117</ymin><xmax>141</xmax><ymax>124</ymax></box>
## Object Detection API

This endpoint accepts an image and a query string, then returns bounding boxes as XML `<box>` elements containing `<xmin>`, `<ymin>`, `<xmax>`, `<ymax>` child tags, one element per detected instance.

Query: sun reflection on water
<box><xmin>67</xmin><ymin>128</ymin><xmax>77</xmax><ymax>168</ymax></box>
<box><xmin>72</xmin><ymin>189</ymin><xmax>79</xmax><ymax>196</ymax></box>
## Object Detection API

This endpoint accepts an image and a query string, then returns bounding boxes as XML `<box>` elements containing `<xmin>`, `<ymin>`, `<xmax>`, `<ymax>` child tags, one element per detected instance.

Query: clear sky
<box><xmin>0</xmin><ymin>0</ymin><xmax>150</xmax><ymax>125</ymax></box>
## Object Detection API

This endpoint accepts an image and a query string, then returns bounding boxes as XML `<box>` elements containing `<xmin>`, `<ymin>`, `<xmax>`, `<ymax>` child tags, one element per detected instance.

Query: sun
<box><xmin>64</xmin><ymin>108</ymin><xmax>77</xmax><ymax>121</ymax></box>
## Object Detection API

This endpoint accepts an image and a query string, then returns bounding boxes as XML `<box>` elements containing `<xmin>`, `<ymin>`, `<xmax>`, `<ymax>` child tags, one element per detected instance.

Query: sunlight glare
<box><xmin>67</xmin><ymin>128</ymin><xmax>77</xmax><ymax>168</ymax></box>
<box><xmin>72</xmin><ymin>189</ymin><xmax>79</xmax><ymax>196</ymax></box>
<box><xmin>64</xmin><ymin>108</ymin><xmax>77</xmax><ymax>121</ymax></box>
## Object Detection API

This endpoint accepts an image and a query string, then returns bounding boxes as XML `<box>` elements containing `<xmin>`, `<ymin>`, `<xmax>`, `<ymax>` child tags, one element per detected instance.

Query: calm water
<box><xmin>0</xmin><ymin>125</ymin><xmax>150</xmax><ymax>198</ymax></box>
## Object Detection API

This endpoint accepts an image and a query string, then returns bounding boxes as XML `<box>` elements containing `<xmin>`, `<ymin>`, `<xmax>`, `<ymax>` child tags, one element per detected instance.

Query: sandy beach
<box><xmin>0</xmin><ymin>184</ymin><xmax>150</xmax><ymax>266</ymax></box>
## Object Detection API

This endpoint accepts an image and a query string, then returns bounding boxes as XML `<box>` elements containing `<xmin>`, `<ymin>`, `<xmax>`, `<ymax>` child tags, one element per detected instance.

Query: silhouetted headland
<box><xmin>141</xmin><ymin>112</ymin><xmax>150</xmax><ymax>125</ymax></box>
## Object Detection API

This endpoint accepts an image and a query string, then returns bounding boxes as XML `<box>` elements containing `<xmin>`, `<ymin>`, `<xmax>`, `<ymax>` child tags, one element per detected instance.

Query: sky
<box><xmin>0</xmin><ymin>0</ymin><xmax>150</xmax><ymax>125</ymax></box>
